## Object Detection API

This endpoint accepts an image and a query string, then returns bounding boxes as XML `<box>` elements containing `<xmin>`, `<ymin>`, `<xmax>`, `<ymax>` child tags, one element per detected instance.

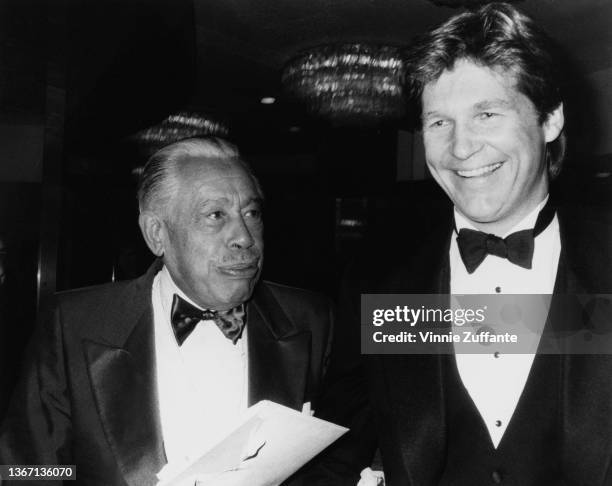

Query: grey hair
<box><xmin>137</xmin><ymin>137</ymin><xmax>262</xmax><ymax>213</ymax></box>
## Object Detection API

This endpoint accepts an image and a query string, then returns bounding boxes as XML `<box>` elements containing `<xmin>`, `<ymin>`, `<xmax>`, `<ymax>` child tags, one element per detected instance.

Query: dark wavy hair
<box><xmin>405</xmin><ymin>2</ymin><xmax>566</xmax><ymax>178</ymax></box>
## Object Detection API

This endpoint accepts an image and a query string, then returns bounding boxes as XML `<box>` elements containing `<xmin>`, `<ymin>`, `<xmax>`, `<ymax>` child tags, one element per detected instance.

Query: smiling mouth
<box><xmin>456</xmin><ymin>162</ymin><xmax>504</xmax><ymax>178</ymax></box>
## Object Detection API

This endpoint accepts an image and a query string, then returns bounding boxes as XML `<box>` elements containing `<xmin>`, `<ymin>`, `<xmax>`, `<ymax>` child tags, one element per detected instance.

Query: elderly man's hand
<box><xmin>356</xmin><ymin>467</ymin><xmax>385</xmax><ymax>486</ymax></box>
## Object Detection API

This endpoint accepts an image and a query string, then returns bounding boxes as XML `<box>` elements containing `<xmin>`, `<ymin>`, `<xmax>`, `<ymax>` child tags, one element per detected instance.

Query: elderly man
<box><xmin>0</xmin><ymin>137</ymin><xmax>334</xmax><ymax>485</ymax></box>
<box><xmin>313</xmin><ymin>3</ymin><xmax>612</xmax><ymax>486</ymax></box>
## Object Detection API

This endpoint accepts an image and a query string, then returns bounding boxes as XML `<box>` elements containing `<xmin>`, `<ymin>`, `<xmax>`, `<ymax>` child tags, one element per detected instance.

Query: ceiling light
<box><xmin>282</xmin><ymin>43</ymin><xmax>407</xmax><ymax>125</ymax></box>
<box><xmin>428</xmin><ymin>0</ymin><xmax>523</xmax><ymax>7</ymax></box>
<box><xmin>131</xmin><ymin>112</ymin><xmax>229</xmax><ymax>153</ymax></box>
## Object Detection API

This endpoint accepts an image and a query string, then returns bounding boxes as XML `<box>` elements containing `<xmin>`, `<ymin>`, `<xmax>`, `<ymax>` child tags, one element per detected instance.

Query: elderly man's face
<box><xmin>421</xmin><ymin>59</ymin><xmax>563</xmax><ymax>233</ymax></box>
<box><xmin>161</xmin><ymin>158</ymin><xmax>263</xmax><ymax>310</ymax></box>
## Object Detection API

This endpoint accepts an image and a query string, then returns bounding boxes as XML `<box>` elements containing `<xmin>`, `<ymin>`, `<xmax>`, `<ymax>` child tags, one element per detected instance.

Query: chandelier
<box><xmin>281</xmin><ymin>44</ymin><xmax>407</xmax><ymax>125</ymax></box>
<box><xmin>130</xmin><ymin>112</ymin><xmax>230</xmax><ymax>178</ymax></box>
<box><xmin>428</xmin><ymin>0</ymin><xmax>523</xmax><ymax>7</ymax></box>
<box><xmin>132</xmin><ymin>112</ymin><xmax>229</xmax><ymax>151</ymax></box>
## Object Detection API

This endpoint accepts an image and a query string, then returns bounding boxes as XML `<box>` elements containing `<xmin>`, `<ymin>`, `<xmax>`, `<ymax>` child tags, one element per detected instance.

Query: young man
<box><xmin>313</xmin><ymin>3</ymin><xmax>612</xmax><ymax>485</ymax></box>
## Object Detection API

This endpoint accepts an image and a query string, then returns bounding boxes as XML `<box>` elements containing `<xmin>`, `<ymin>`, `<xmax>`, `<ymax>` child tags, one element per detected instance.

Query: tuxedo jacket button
<box><xmin>492</xmin><ymin>470</ymin><xmax>503</xmax><ymax>483</ymax></box>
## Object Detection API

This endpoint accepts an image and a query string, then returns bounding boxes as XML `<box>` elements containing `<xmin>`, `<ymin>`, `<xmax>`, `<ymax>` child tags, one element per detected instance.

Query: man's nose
<box><xmin>450</xmin><ymin>122</ymin><xmax>482</xmax><ymax>160</ymax></box>
<box><xmin>228</xmin><ymin>216</ymin><xmax>255</xmax><ymax>250</ymax></box>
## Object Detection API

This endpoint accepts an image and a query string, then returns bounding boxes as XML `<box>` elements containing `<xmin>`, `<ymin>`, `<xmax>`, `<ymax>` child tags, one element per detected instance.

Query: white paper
<box><xmin>157</xmin><ymin>400</ymin><xmax>348</xmax><ymax>486</ymax></box>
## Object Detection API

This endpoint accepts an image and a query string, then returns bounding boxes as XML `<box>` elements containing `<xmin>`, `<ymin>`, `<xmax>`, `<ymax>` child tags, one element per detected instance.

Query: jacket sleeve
<box><xmin>0</xmin><ymin>301</ymin><xmax>72</xmax><ymax>470</ymax></box>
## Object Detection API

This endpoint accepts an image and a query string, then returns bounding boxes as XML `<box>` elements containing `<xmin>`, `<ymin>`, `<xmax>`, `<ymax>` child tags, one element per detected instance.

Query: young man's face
<box><xmin>421</xmin><ymin>59</ymin><xmax>563</xmax><ymax>234</ymax></box>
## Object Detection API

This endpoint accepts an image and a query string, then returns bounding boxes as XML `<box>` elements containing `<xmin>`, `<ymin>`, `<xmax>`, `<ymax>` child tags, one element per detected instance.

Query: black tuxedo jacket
<box><xmin>0</xmin><ymin>262</ymin><xmax>334</xmax><ymax>486</ymax></box>
<box><xmin>311</xmin><ymin>203</ymin><xmax>612</xmax><ymax>486</ymax></box>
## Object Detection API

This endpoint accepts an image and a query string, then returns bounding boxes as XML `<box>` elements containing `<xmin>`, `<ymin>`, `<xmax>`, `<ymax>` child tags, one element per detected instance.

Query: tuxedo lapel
<box><xmin>554</xmin><ymin>207</ymin><xmax>612</xmax><ymax>483</ymax></box>
<box><xmin>247</xmin><ymin>283</ymin><xmax>311</xmax><ymax>411</ymax></box>
<box><xmin>84</xmin><ymin>262</ymin><xmax>165</xmax><ymax>486</ymax></box>
<box><xmin>373</xmin><ymin>215</ymin><xmax>453</xmax><ymax>484</ymax></box>
<box><xmin>371</xmin><ymin>354</ymin><xmax>448</xmax><ymax>486</ymax></box>
<box><xmin>555</xmin><ymin>204</ymin><xmax>612</xmax><ymax>294</ymax></box>
<box><xmin>554</xmin><ymin>207</ymin><xmax>588</xmax><ymax>295</ymax></box>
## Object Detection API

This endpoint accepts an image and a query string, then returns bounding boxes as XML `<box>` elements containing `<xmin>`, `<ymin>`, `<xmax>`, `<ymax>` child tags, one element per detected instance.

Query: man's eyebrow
<box><xmin>422</xmin><ymin>110</ymin><xmax>441</xmax><ymax>120</ymax></box>
<box><xmin>243</xmin><ymin>196</ymin><xmax>264</xmax><ymax>207</ymax></box>
<box><xmin>197</xmin><ymin>197</ymin><xmax>230</xmax><ymax>208</ymax></box>
<box><xmin>421</xmin><ymin>111</ymin><xmax>446</xmax><ymax>125</ymax></box>
<box><xmin>473</xmin><ymin>99</ymin><xmax>511</xmax><ymax>110</ymax></box>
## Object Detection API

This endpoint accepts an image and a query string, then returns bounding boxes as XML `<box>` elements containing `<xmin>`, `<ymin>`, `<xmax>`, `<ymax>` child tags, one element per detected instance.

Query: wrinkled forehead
<box><xmin>175</xmin><ymin>156</ymin><xmax>260</xmax><ymax>198</ymax></box>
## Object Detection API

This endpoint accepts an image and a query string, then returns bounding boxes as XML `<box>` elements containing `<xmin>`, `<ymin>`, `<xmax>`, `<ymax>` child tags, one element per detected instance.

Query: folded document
<box><xmin>157</xmin><ymin>400</ymin><xmax>348</xmax><ymax>486</ymax></box>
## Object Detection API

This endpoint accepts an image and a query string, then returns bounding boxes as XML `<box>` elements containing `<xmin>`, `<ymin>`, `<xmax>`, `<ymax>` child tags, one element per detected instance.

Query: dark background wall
<box><xmin>0</xmin><ymin>0</ymin><xmax>45</xmax><ymax>415</ymax></box>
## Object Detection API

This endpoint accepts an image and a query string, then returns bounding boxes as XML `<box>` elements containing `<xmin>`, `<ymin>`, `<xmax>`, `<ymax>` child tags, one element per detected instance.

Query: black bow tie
<box><xmin>170</xmin><ymin>294</ymin><xmax>246</xmax><ymax>346</ymax></box>
<box><xmin>456</xmin><ymin>199</ymin><xmax>556</xmax><ymax>274</ymax></box>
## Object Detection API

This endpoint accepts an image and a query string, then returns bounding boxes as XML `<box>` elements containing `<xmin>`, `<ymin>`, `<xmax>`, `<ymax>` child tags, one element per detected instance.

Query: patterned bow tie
<box><xmin>170</xmin><ymin>294</ymin><xmax>246</xmax><ymax>346</ymax></box>
<box><xmin>456</xmin><ymin>198</ymin><xmax>556</xmax><ymax>274</ymax></box>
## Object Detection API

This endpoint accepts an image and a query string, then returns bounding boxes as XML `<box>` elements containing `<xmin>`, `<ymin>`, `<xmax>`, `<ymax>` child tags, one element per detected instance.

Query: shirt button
<box><xmin>495</xmin><ymin>420</ymin><xmax>502</xmax><ymax>427</ymax></box>
<box><xmin>492</xmin><ymin>470</ymin><xmax>503</xmax><ymax>483</ymax></box>
<box><xmin>495</xmin><ymin>286</ymin><xmax>502</xmax><ymax>293</ymax></box>
<box><xmin>494</xmin><ymin>351</ymin><xmax>500</xmax><ymax>358</ymax></box>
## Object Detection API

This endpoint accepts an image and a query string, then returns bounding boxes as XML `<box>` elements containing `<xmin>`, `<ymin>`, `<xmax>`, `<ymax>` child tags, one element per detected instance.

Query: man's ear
<box><xmin>138</xmin><ymin>211</ymin><xmax>166</xmax><ymax>257</ymax></box>
<box><xmin>543</xmin><ymin>103</ymin><xmax>564</xmax><ymax>143</ymax></box>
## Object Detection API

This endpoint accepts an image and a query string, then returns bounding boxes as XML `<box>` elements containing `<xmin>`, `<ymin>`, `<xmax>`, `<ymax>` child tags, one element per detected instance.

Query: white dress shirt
<box><xmin>450</xmin><ymin>196</ymin><xmax>561</xmax><ymax>448</ymax></box>
<box><xmin>152</xmin><ymin>266</ymin><xmax>249</xmax><ymax>467</ymax></box>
